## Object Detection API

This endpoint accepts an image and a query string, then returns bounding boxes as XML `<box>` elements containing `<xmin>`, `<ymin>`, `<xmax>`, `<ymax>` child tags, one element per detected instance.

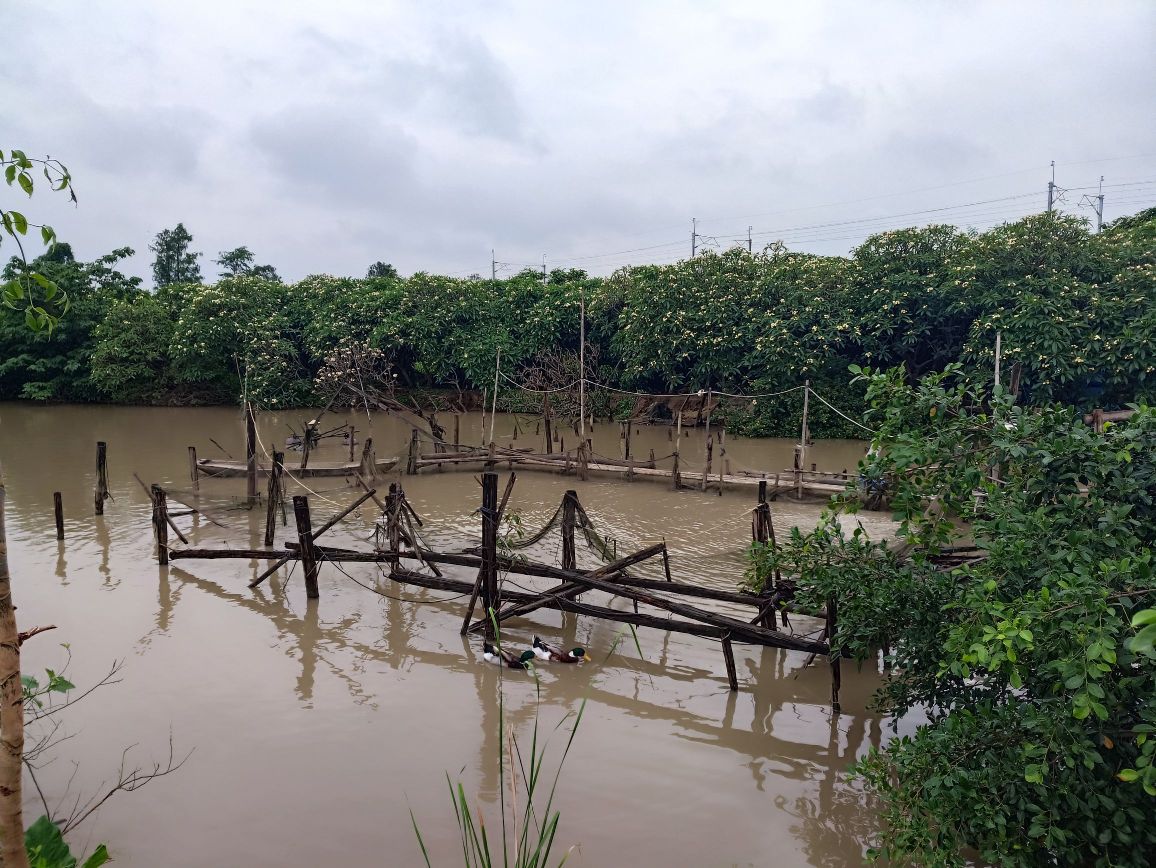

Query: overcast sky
<box><xmin>3</xmin><ymin>1</ymin><xmax>1154</xmax><ymax>284</ymax></box>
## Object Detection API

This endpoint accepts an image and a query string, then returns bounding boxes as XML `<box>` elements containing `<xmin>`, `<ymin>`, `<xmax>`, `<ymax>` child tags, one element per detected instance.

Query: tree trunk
<box><xmin>0</xmin><ymin>468</ymin><xmax>30</xmax><ymax>868</ymax></box>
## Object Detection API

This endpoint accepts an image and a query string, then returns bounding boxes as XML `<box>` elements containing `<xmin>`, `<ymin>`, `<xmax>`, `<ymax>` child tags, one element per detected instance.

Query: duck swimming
<box><xmin>483</xmin><ymin>642</ymin><xmax>535</xmax><ymax>669</ymax></box>
<box><xmin>532</xmin><ymin>636</ymin><xmax>586</xmax><ymax>663</ymax></box>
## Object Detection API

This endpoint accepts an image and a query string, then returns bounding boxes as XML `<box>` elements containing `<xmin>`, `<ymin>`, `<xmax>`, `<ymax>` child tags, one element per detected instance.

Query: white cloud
<box><xmin>2</xmin><ymin>0</ymin><xmax>1153</xmax><ymax>283</ymax></box>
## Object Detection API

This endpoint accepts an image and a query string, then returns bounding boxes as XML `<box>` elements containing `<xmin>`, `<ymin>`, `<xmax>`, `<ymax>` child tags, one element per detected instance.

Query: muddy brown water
<box><xmin>1</xmin><ymin>403</ymin><xmax>903</xmax><ymax>867</ymax></box>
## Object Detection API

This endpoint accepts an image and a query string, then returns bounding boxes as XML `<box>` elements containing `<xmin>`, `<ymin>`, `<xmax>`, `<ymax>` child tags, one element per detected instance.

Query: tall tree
<box><xmin>367</xmin><ymin>261</ymin><xmax>399</xmax><ymax>279</ymax></box>
<box><xmin>216</xmin><ymin>246</ymin><xmax>280</xmax><ymax>282</ymax></box>
<box><xmin>149</xmin><ymin>223</ymin><xmax>201</xmax><ymax>288</ymax></box>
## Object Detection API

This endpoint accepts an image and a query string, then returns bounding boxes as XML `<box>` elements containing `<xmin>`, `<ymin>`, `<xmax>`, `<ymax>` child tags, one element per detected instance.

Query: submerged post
<box><xmin>479</xmin><ymin>472</ymin><xmax>499</xmax><ymax>640</ymax></box>
<box><xmin>293</xmin><ymin>496</ymin><xmax>320</xmax><ymax>599</ymax></box>
<box><xmin>94</xmin><ymin>441</ymin><xmax>109</xmax><ymax>515</ymax></box>
<box><xmin>264</xmin><ymin>451</ymin><xmax>284</xmax><ymax>547</ymax></box>
<box><xmin>561</xmin><ymin>489</ymin><xmax>577</xmax><ymax>572</ymax></box>
<box><xmin>246</xmin><ymin>405</ymin><xmax>258</xmax><ymax>505</ymax></box>
<box><xmin>151</xmin><ymin>484</ymin><xmax>169</xmax><ymax>565</ymax></box>
<box><xmin>53</xmin><ymin>492</ymin><xmax>64</xmax><ymax>540</ymax></box>
<box><xmin>672</xmin><ymin>400</ymin><xmax>683</xmax><ymax>491</ymax></box>
<box><xmin>188</xmin><ymin>446</ymin><xmax>200</xmax><ymax>492</ymax></box>
<box><xmin>453</xmin><ymin>414</ymin><xmax>461</xmax><ymax>448</ymax></box>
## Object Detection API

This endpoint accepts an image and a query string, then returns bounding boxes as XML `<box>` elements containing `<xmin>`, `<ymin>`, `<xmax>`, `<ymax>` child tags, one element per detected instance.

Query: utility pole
<box><xmin>691</xmin><ymin>217</ymin><xmax>697</xmax><ymax>258</ymax></box>
<box><xmin>491</xmin><ymin>249</ymin><xmax>497</xmax><ymax>281</ymax></box>
<box><xmin>1096</xmin><ymin>176</ymin><xmax>1105</xmax><ymax>232</ymax></box>
<box><xmin>747</xmin><ymin>226</ymin><xmax>753</xmax><ymax>254</ymax></box>
<box><xmin>542</xmin><ymin>253</ymin><xmax>547</xmax><ymax>278</ymax></box>
<box><xmin>1081</xmin><ymin>177</ymin><xmax>1106</xmax><ymax>232</ymax></box>
<box><xmin>1047</xmin><ymin>161</ymin><xmax>1055</xmax><ymax>213</ymax></box>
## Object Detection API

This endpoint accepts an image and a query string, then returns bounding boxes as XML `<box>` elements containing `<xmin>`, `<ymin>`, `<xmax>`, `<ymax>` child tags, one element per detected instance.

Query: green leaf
<box><xmin>24</xmin><ymin>815</ymin><xmax>76</xmax><ymax>868</ymax></box>
<box><xmin>4</xmin><ymin>164</ymin><xmax>15</xmax><ymax>184</ymax></box>
<box><xmin>81</xmin><ymin>845</ymin><xmax>111</xmax><ymax>868</ymax></box>
<box><xmin>10</xmin><ymin>211</ymin><xmax>27</xmax><ymax>234</ymax></box>
<box><xmin>18</xmin><ymin>171</ymin><xmax>33</xmax><ymax>196</ymax></box>
<box><xmin>1117</xmin><ymin>768</ymin><xmax>1140</xmax><ymax>782</ymax></box>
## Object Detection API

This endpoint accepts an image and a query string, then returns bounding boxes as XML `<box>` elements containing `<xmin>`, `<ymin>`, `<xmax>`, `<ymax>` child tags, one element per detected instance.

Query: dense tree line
<box><xmin>2</xmin><ymin>210</ymin><xmax>1153</xmax><ymax>436</ymax></box>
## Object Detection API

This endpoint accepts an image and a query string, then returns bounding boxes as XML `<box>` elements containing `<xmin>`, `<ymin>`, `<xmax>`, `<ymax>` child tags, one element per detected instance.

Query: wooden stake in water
<box><xmin>53</xmin><ymin>492</ymin><xmax>64</xmax><ymax>540</ymax></box>
<box><xmin>479</xmin><ymin>472</ymin><xmax>499</xmax><ymax>640</ymax></box>
<box><xmin>151</xmin><ymin>484</ymin><xmax>169</xmax><ymax>565</ymax></box>
<box><xmin>188</xmin><ymin>446</ymin><xmax>199</xmax><ymax>492</ymax></box>
<box><xmin>245</xmin><ymin>405</ymin><xmax>258</xmax><ymax>505</ymax></box>
<box><xmin>293</xmin><ymin>496</ymin><xmax>320</xmax><ymax>599</ymax></box>
<box><xmin>94</xmin><ymin>441</ymin><xmax>109</xmax><ymax>515</ymax></box>
<box><xmin>561</xmin><ymin>489</ymin><xmax>578</xmax><ymax>572</ymax></box>
<box><xmin>264</xmin><ymin>451</ymin><xmax>284</xmax><ymax>547</ymax></box>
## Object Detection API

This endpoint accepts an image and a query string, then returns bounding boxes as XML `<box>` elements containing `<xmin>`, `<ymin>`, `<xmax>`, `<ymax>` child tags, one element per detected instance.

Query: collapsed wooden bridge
<box><xmin>158</xmin><ymin>470</ymin><xmax>844</xmax><ymax>708</ymax></box>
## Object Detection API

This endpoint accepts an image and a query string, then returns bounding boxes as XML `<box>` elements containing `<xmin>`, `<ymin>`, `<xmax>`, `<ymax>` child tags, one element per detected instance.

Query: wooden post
<box><xmin>94</xmin><ymin>441</ymin><xmax>109</xmax><ymax>515</ymax></box>
<box><xmin>798</xmin><ymin>380</ymin><xmax>810</xmax><ymax>499</ymax></box>
<box><xmin>672</xmin><ymin>401</ymin><xmax>683</xmax><ymax>491</ymax></box>
<box><xmin>300</xmin><ymin>421</ymin><xmax>316</xmax><ymax>471</ymax></box>
<box><xmin>722</xmin><ymin>638</ymin><xmax>738</xmax><ymax>691</ymax></box>
<box><xmin>151</xmin><ymin>484</ymin><xmax>169</xmax><ymax>565</ymax></box>
<box><xmin>386</xmin><ymin>484</ymin><xmax>401</xmax><ymax>573</ymax></box>
<box><xmin>648</xmin><ymin>448</ymin><xmax>656</xmax><ymax>469</ymax></box>
<box><xmin>479</xmin><ymin>472</ymin><xmax>499</xmax><ymax>639</ymax></box>
<box><xmin>700</xmin><ymin>389</ymin><xmax>713</xmax><ymax>491</ymax></box>
<box><xmin>188</xmin><ymin>446</ymin><xmax>199</xmax><ymax>492</ymax></box>
<box><xmin>360</xmin><ymin>437</ymin><xmax>374</xmax><ymax>479</ymax></box>
<box><xmin>1092</xmin><ymin>407</ymin><xmax>1105</xmax><ymax>434</ymax></box>
<box><xmin>264</xmin><ymin>451</ymin><xmax>284</xmax><ymax>547</ymax></box>
<box><xmin>294</xmin><ymin>496</ymin><xmax>320</xmax><ymax>599</ymax></box>
<box><xmin>245</xmin><ymin>405</ymin><xmax>259</xmax><ymax>504</ymax></box>
<box><xmin>53</xmin><ymin>492</ymin><xmax>64</xmax><ymax>540</ymax></box>
<box><xmin>828</xmin><ymin>594</ymin><xmax>841</xmax><ymax>713</ymax></box>
<box><xmin>453</xmin><ymin>414</ymin><xmax>461</xmax><ymax>448</ymax></box>
<box><xmin>561</xmin><ymin>489</ymin><xmax>577</xmax><ymax>572</ymax></box>
<box><xmin>543</xmin><ymin>395</ymin><xmax>553</xmax><ymax>455</ymax></box>
<box><xmin>407</xmin><ymin>429</ymin><xmax>420</xmax><ymax>475</ymax></box>
<box><xmin>718</xmin><ymin>428</ymin><xmax>727</xmax><ymax>494</ymax></box>
<box><xmin>348</xmin><ymin>427</ymin><xmax>355</xmax><ymax>462</ymax></box>
<box><xmin>701</xmin><ymin>435</ymin><xmax>713</xmax><ymax>492</ymax></box>
<box><xmin>626</xmin><ymin>419</ymin><xmax>632</xmax><ymax>462</ymax></box>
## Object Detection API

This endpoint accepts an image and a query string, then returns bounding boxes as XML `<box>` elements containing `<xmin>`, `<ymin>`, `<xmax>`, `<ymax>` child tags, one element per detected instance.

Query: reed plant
<box><xmin>410</xmin><ymin>611</ymin><xmax>637</xmax><ymax>867</ymax></box>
